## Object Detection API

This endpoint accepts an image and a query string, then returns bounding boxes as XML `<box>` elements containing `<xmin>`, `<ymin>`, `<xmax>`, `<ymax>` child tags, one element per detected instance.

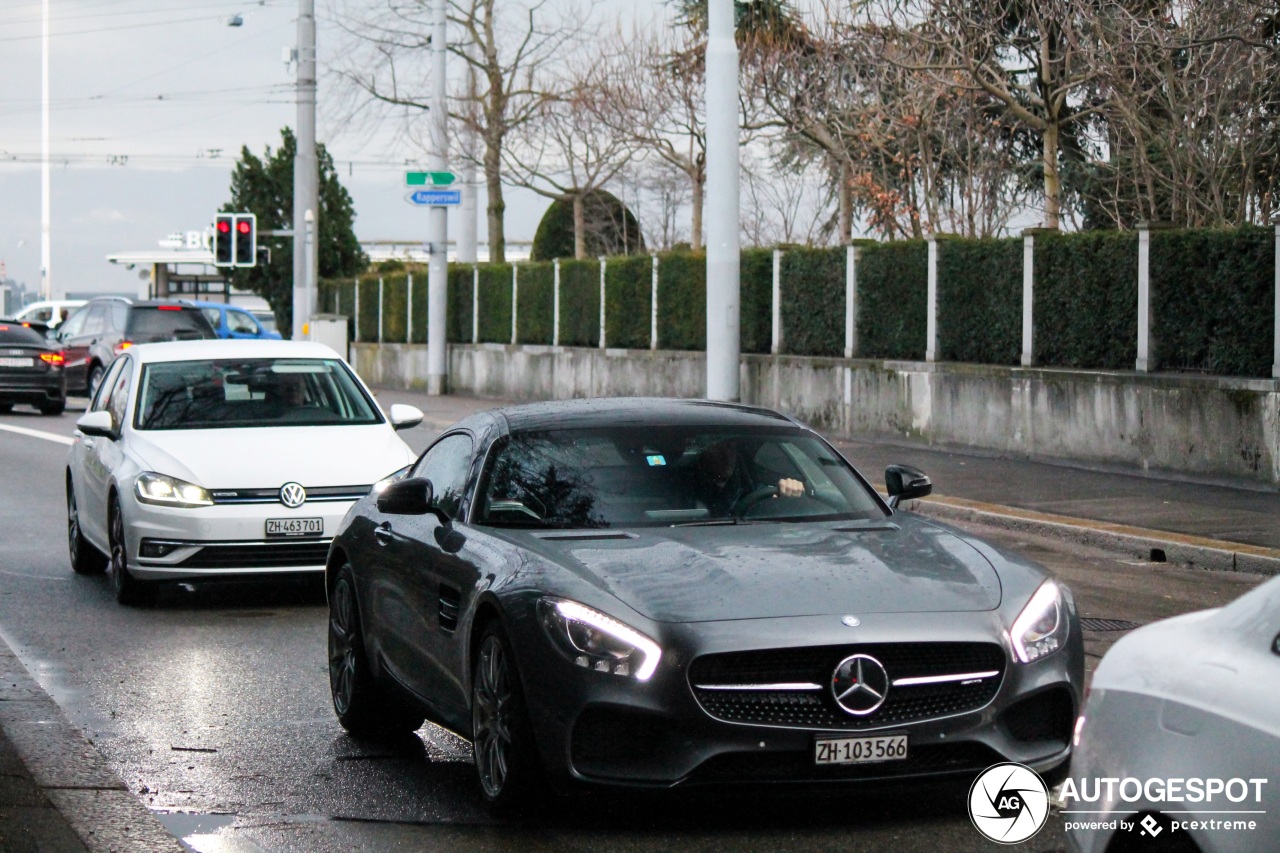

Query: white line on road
<box><xmin>0</xmin><ymin>423</ymin><xmax>75</xmax><ymax>446</ymax></box>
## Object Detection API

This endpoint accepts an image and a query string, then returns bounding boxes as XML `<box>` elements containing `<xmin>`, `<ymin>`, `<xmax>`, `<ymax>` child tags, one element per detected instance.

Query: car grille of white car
<box><xmin>689</xmin><ymin>642</ymin><xmax>1006</xmax><ymax>730</ymax></box>
<box><xmin>175</xmin><ymin>540</ymin><xmax>331</xmax><ymax>568</ymax></box>
<box><xmin>208</xmin><ymin>485</ymin><xmax>371</xmax><ymax>504</ymax></box>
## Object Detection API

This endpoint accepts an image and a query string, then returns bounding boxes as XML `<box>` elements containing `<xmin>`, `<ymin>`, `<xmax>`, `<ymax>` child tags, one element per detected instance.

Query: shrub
<box><xmin>937</xmin><ymin>237</ymin><xmax>1022</xmax><ymax>365</ymax></box>
<box><xmin>740</xmin><ymin>248</ymin><xmax>773</xmax><ymax>354</ymax></box>
<box><xmin>1034</xmin><ymin>230</ymin><xmax>1137</xmax><ymax>369</ymax></box>
<box><xmin>476</xmin><ymin>264</ymin><xmax>513</xmax><ymax>344</ymax></box>
<box><xmin>558</xmin><ymin>259</ymin><xmax>601</xmax><ymax>347</ymax></box>
<box><xmin>780</xmin><ymin>247</ymin><xmax>845</xmax><ymax>356</ymax></box>
<box><xmin>657</xmin><ymin>251</ymin><xmax>706</xmax><ymax>350</ymax></box>
<box><xmin>516</xmin><ymin>262</ymin><xmax>555</xmax><ymax>345</ymax></box>
<box><xmin>605</xmin><ymin>255</ymin><xmax>653</xmax><ymax>349</ymax></box>
<box><xmin>858</xmin><ymin>241</ymin><xmax>928</xmax><ymax>360</ymax></box>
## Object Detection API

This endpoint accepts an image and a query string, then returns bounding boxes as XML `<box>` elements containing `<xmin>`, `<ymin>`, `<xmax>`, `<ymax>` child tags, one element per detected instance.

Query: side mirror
<box><xmin>376</xmin><ymin>476</ymin><xmax>434</xmax><ymax>515</ymax></box>
<box><xmin>388</xmin><ymin>403</ymin><xmax>424</xmax><ymax>431</ymax></box>
<box><xmin>75</xmin><ymin>410</ymin><xmax>117</xmax><ymax>440</ymax></box>
<box><xmin>885</xmin><ymin>464</ymin><xmax>931</xmax><ymax>509</ymax></box>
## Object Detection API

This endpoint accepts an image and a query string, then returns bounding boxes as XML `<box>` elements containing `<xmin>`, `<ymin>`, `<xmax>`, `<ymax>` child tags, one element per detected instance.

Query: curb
<box><xmin>0</xmin><ymin>634</ymin><xmax>185</xmax><ymax>853</ymax></box>
<box><xmin>911</xmin><ymin>493</ymin><xmax>1280</xmax><ymax>576</ymax></box>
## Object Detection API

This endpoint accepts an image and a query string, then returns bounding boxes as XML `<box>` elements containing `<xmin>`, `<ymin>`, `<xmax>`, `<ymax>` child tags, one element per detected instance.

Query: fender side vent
<box><xmin>438</xmin><ymin>585</ymin><xmax>460</xmax><ymax>633</ymax></box>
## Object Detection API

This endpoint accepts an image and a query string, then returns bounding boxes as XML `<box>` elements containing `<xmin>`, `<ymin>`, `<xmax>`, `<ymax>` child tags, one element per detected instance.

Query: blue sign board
<box><xmin>405</xmin><ymin>189</ymin><xmax>461</xmax><ymax>206</ymax></box>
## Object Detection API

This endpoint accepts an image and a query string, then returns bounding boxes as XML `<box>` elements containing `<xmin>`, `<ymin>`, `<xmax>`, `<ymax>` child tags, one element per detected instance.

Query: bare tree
<box><xmin>328</xmin><ymin>0</ymin><xmax>595</xmax><ymax>263</ymax></box>
<box><xmin>503</xmin><ymin>53</ymin><xmax>640</xmax><ymax>259</ymax></box>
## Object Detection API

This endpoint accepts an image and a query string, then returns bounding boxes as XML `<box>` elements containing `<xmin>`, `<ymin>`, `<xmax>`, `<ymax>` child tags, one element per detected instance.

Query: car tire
<box><xmin>67</xmin><ymin>479</ymin><xmax>107</xmax><ymax>575</ymax></box>
<box><xmin>0</xmin><ymin>403</ymin><xmax>12</xmax><ymax>414</ymax></box>
<box><xmin>327</xmin><ymin>564</ymin><xmax>425</xmax><ymax>739</ymax></box>
<box><xmin>472</xmin><ymin>621</ymin><xmax>543</xmax><ymax>814</ymax></box>
<box><xmin>87</xmin><ymin>363</ymin><xmax>105</xmax><ymax>399</ymax></box>
<box><xmin>108</xmin><ymin>498</ymin><xmax>155</xmax><ymax>606</ymax></box>
<box><xmin>39</xmin><ymin>399</ymin><xmax>66</xmax><ymax>416</ymax></box>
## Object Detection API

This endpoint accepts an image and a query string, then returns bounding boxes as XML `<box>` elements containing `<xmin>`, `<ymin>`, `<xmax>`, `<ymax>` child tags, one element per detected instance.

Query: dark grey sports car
<box><xmin>326</xmin><ymin>398</ymin><xmax>1083</xmax><ymax>811</ymax></box>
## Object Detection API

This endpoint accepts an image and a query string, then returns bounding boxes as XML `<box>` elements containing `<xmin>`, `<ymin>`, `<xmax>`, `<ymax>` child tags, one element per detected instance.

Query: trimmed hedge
<box><xmin>605</xmin><ymin>255</ymin><xmax>653</xmax><ymax>349</ymax></box>
<box><xmin>740</xmin><ymin>248</ymin><xmax>773</xmax><ymax>354</ymax></box>
<box><xmin>447</xmin><ymin>265</ymin><xmax>474</xmax><ymax>343</ymax></box>
<box><xmin>516</xmin><ymin>262</ymin><xmax>555</xmax><ymax>345</ymax></box>
<box><xmin>1034</xmin><ymin>231</ymin><xmax>1137</xmax><ymax>370</ymax></box>
<box><xmin>558</xmin><ymin>259</ymin><xmax>601</xmax><ymax>347</ymax></box>
<box><xmin>476</xmin><ymin>264</ymin><xmax>513</xmax><ymax>344</ymax></box>
<box><xmin>858</xmin><ymin>241</ymin><xmax>928</xmax><ymax>360</ymax></box>
<box><xmin>356</xmin><ymin>277</ymin><xmax>380</xmax><ymax>343</ymax></box>
<box><xmin>657</xmin><ymin>251</ymin><xmax>706</xmax><ymax>350</ymax></box>
<box><xmin>380</xmin><ymin>274</ymin><xmax>408</xmax><ymax>344</ymax></box>
<box><xmin>1151</xmin><ymin>227</ymin><xmax>1273</xmax><ymax>378</ymax></box>
<box><xmin>780</xmin><ymin>247</ymin><xmax>845</xmax><ymax>356</ymax></box>
<box><xmin>937</xmin><ymin>237</ymin><xmax>1022</xmax><ymax>365</ymax></box>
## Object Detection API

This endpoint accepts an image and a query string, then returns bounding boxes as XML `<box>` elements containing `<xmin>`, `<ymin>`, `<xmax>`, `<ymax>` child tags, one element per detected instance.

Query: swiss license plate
<box><xmin>266</xmin><ymin>517</ymin><xmax>323</xmax><ymax>537</ymax></box>
<box><xmin>815</xmin><ymin>733</ymin><xmax>908</xmax><ymax>766</ymax></box>
<box><xmin>0</xmin><ymin>357</ymin><xmax>34</xmax><ymax>368</ymax></box>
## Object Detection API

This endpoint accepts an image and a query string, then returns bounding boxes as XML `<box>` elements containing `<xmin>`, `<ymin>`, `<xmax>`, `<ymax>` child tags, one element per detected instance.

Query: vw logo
<box><xmin>831</xmin><ymin>654</ymin><xmax>889</xmax><ymax>716</ymax></box>
<box><xmin>841</xmin><ymin>615</ymin><xmax>861</xmax><ymax>627</ymax></box>
<box><xmin>279</xmin><ymin>482</ymin><xmax>307</xmax><ymax>508</ymax></box>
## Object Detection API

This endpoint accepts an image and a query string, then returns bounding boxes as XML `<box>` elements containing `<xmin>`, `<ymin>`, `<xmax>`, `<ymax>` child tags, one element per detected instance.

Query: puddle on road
<box><xmin>156</xmin><ymin>812</ymin><xmax>274</xmax><ymax>853</ymax></box>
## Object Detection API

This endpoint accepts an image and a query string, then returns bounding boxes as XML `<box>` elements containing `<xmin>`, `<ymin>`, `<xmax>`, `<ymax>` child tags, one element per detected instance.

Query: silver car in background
<box><xmin>1066</xmin><ymin>575</ymin><xmax>1279</xmax><ymax>853</ymax></box>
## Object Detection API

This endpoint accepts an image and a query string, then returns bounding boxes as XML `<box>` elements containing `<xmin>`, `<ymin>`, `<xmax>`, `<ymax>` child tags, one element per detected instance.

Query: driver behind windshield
<box><xmin>694</xmin><ymin>440</ymin><xmax>804</xmax><ymax>517</ymax></box>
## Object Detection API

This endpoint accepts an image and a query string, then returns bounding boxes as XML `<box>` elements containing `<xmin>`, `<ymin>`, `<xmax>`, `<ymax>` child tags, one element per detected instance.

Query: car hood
<box><xmin>526</xmin><ymin>515</ymin><xmax>1002</xmax><ymax>622</ymax></box>
<box><xmin>126</xmin><ymin>425</ymin><xmax>415</xmax><ymax>489</ymax></box>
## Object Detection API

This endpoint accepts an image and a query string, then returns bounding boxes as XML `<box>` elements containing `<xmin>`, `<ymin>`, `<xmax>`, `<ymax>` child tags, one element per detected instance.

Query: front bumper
<box><xmin>122</xmin><ymin>494</ymin><xmax>356</xmax><ymax>580</ymax></box>
<box><xmin>513</xmin><ymin>609</ymin><xmax>1083</xmax><ymax>790</ymax></box>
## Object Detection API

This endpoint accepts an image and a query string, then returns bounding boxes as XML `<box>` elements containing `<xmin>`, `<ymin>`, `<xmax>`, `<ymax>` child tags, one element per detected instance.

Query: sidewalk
<box><xmin>370</xmin><ymin>387</ymin><xmax>1280</xmax><ymax>572</ymax></box>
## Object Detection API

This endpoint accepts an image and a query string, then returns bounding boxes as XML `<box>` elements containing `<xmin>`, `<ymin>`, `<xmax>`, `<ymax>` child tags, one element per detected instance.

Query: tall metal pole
<box><xmin>292</xmin><ymin>0</ymin><xmax>318</xmax><ymax>340</ymax></box>
<box><xmin>426</xmin><ymin>0</ymin><xmax>449</xmax><ymax>394</ymax></box>
<box><xmin>705</xmin><ymin>0</ymin><xmax>740</xmax><ymax>401</ymax></box>
<box><xmin>458</xmin><ymin>64</ymin><xmax>478</xmax><ymax>264</ymax></box>
<box><xmin>41</xmin><ymin>0</ymin><xmax>51</xmax><ymax>300</ymax></box>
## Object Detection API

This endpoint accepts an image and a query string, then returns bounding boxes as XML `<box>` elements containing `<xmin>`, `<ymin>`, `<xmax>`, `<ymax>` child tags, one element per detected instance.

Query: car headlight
<box><xmin>1010</xmin><ymin>580</ymin><xmax>1068</xmax><ymax>663</ymax></box>
<box><xmin>537</xmin><ymin>598</ymin><xmax>662</xmax><ymax>681</ymax></box>
<box><xmin>372</xmin><ymin>465</ymin><xmax>411</xmax><ymax>495</ymax></box>
<box><xmin>135</xmin><ymin>472</ymin><xmax>213</xmax><ymax>508</ymax></box>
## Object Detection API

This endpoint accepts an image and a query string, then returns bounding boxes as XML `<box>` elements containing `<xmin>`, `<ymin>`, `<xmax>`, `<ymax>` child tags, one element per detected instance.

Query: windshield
<box><xmin>125</xmin><ymin>306</ymin><xmax>215</xmax><ymax>342</ymax></box>
<box><xmin>478</xmin><ymin>425</ymin><xmax>886</xmax><ymax>529</ymax></box>
<box><xmin>134</xmin><ymin>358</ymin><xmax>383</xmax><ymax>430</ymax></box>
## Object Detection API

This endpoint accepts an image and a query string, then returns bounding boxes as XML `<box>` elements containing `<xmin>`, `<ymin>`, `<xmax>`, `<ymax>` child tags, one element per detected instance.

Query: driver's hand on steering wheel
<box><xmin>778</xmin><ymin>478</ymin><xmax>805</xmax><ymax>498</ymax></box>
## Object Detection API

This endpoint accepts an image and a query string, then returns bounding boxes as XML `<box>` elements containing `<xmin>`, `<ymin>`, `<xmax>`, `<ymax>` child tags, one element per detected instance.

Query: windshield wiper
<box><xmin>670</xmin><ymin>518</ymin><xmax>752</xmax><ymax>527</ymax></box>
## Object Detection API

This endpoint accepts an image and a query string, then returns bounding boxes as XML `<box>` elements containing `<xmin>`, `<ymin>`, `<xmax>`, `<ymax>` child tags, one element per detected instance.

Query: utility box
<box><xmin>308</xmin><ymin>314</ymin><xmax>350</xmax><ymax>361</ymax></box>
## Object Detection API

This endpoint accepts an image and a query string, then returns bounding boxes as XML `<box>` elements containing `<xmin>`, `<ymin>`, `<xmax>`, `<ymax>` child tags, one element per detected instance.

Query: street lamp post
<box><xmin>41</xmin><ymin>0</ymin><xmax>51</xmax><ymax>300</ymax></box>
<box><xmin>704</xmin><ymin>0</ymin><xmax>741</xmax><ymax>401</ymax></box>
<box><xmin>293</xmin><ymin>0</ymin><xmax>318</xmax><ymax>340</ymax></box>
<box><xmin>425</xmin><ymin>0</ymin><xmax>448</xmax><ymax>394</ymax></box>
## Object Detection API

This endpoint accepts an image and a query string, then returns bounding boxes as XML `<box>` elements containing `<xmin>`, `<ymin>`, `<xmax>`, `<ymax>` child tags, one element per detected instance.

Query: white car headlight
<box><xmin>372</xmin><ymin>465</ymin><xmax>411</xmax><ymax>495</ymax></box>
<box><xmin>1010</xmin><ymin>580</ymin><xmax>1069</xmax><ymax>663</ymax></box>
<box><xmin>537</xmin><ymin>598</ymin><xmax>662</xmax><ymax>681</ymax></box>
<box><xmin>135</xmin><ymin>472</ymin><xmax>213</xmax><ymax>508</ymax></box>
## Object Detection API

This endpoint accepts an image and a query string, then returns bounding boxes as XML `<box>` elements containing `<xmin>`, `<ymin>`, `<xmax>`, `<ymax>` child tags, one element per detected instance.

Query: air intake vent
<box><xmin>438</xmin><ymin>585</ymin><xmax>460</xmax><ymax>633</ymax></box>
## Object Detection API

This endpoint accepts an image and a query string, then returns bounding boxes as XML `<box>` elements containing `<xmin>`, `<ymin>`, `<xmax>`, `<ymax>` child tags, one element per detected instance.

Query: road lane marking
<box><xmin>0</xmin><ymin>423</ymin><xmax>75</xmax><ymax>446</ymax></box>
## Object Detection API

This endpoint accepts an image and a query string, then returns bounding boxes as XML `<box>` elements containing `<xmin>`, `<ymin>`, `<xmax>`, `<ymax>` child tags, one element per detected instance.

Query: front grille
<box><xmin>209</xmin><ymin>485</ymin><xmax>370</xmax><ymax>505</ymax></box>
<box><xmin>176</xmin><ymin>540</ymin><xmax>331</xmax><ymax>569</ymax></box>
<box><xmin>689</xmin><ymin>643</ymin><xmax>1005</xmax><ymax>731</ymax></box>
<box><xmin>689</xmin><ymin>741</ymin><xmax>1002</xmax><ymax>784</ymax></box>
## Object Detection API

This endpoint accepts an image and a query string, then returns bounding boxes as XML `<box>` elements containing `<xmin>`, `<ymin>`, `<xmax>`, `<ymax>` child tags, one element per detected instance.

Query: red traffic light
<box><xmin>237</xmin><ymin>221</ymin><xmax>251</xmax><ymax>234</ymax></box>
<box><xmin>217</xmin><ymin>220</ymin><xmax>231</xmax><ymax>233</ymax></box>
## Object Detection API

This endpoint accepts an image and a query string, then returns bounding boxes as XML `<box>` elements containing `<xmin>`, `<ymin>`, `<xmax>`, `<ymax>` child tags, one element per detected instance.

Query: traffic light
<box><xmin>233</xmin><ymin>213</ymin><xmax>256</xmax><ymax>268</ymax></box>
<box><xmin>214</xmin><ymin>215</ymin><xmax>234</xmax><ymax>266</ymax></box>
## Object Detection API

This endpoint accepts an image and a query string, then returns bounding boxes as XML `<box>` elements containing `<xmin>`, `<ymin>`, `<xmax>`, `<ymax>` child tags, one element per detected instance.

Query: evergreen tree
<box><xmin>224</xmin><ymin>128</ymin><xmax>366</xmax><ymax>335</ymax></box>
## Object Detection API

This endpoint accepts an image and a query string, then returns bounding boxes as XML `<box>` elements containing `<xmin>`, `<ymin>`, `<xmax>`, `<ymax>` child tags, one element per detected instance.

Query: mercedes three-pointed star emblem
<box><xmin>831</xmin><ymin>653</ymin><xmax>890</xmax><ymax>716</ymax></box>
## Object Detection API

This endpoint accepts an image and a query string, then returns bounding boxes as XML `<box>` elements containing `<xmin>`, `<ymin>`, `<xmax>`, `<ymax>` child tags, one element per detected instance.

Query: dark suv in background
<box><xmin>57</xmin><ymin>297</ymin><xmax>218</xmax><ymax>396</ymax></box>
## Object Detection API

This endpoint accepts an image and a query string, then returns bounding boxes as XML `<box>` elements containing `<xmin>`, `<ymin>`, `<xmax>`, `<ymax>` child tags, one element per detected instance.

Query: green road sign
<box><xmin>405</xmin><ymin>171</ymin><xmax>456</xmax><ymax>187</ymax></box>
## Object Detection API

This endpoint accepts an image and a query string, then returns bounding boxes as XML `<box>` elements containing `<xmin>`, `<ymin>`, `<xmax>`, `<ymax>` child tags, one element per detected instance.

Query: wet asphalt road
<box><xmin>0</xmin><ymin>400</ymin><xmax>1264</xmax><ymax>853</ymax></box>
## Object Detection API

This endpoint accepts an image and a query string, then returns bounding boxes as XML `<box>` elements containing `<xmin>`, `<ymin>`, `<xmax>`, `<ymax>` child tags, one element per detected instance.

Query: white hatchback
<box><xmin>65</xmin><ymin>339</ymin><xmax>421</xmax><ymax>605</ymax></box>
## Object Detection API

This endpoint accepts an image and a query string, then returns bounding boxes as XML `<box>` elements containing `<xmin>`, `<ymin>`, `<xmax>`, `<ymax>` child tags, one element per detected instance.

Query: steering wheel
<box><xmin>731</xmin><ymin>485</ymin><xmax>779</xmax><ymax>517</ymax></box>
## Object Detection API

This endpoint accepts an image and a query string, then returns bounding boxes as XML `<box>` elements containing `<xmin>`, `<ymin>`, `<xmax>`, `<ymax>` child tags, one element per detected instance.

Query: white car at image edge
<box><xmin>65</xmin><ymin>338</ymin><xmax>421</xmax><ymax>605</ymax></box>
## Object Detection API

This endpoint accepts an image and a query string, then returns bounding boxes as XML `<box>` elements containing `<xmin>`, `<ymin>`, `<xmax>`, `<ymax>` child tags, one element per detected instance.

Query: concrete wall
<box><xmin>351</xmin><ymin>342</ymin><xmax>1280</xmax><ymax>487</ymax></box>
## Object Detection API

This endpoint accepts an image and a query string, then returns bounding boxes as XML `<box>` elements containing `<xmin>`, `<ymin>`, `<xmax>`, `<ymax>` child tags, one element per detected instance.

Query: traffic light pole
<box><xmin>426</xmin><ymin>0</ymin><xmax>448</xmax><ymax>395</ymax></box>
<box><xmin>292</xmin><ymin>0</ymin><xmax>319</xmax><ymax>341</ymax></box>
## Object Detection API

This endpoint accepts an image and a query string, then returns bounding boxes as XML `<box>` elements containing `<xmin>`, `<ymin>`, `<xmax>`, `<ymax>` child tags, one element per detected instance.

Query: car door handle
<box><xmin>373</xmin><ymin>523</ymin><xmax>393</xmax><ymax>545</ymax></box>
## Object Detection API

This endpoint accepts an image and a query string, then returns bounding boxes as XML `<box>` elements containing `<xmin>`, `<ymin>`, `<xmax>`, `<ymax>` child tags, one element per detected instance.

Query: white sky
<box><xmin>0</xmin><ymin>0</ymin><xmax>668</xmax><ymax>299</ymax></box>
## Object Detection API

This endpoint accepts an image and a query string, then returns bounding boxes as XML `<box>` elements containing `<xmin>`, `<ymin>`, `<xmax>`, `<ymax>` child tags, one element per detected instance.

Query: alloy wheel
<box><xmin>328</xmin><ymin>578</ymin><xmax>358</xmax><ymax>716</ymax></box>
<box><xmin>67</xmin><ymin>489</ymin><xmax>81</xmax><ymax>564</ymax></box>
<box><xmin>473</xmin><ymin>635</ymin><xmax>514</xmax><ymax>798</ymax></box>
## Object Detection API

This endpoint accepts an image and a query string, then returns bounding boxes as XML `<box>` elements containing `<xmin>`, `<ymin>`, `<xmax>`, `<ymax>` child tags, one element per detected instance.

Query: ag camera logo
<box><xmin>968</xmin><ymin>762</ymin><xmax>1050</xmax><ymax>844</ymax></box>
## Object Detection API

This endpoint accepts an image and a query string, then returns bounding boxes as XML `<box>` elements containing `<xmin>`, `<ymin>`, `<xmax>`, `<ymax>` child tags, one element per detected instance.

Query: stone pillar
<box><xmin>599</xmin><ymin>257</ymin><xmax>607</xmax><ymax>350</ymax></box>
<box><xmin>926</xmin><ymin>235</ymin><xmax>939</xmax><ymax>362</ymax></box>
<box><xmin>553</xmin><ymin>258</ymin><xmax>561</xmax><ymax>347</ymax></box>
<box><xmin>510</xmin><ymin>264</ymin><xmax>518</xmax><ymax>346</ymax></box>
<box><xmin>406</xmin><ymin>274</ymin><xmax>413</xmax><ymax>344</ymax></box>
<box><xmin>471</xmin><ymin>266</ymin><xmax>479</xmax><ymax>345</ymax></box>
<box><xmin>844</xmin><ymin>245</ymin><xmax>858</xmax><ymax>359</ymax></box>
<box><xmin>377</xmin><ymin>277</ymin><xmax>384</xmax><ymax>344</ymax></box>
<box><xmin>1021</xmin><ymin>233</ymin><xmax>1035</xmax><ymax>367</ymax></box>
<box><xmin>650</xmin><ymin>254</ymin><xmax>659</xmax><ymax>351</ymax></box>
<box><xmin>1136</xmin><ymin>224</ymin><xmax>1151</xmax><ymax>373</ymax></box>
<box><xmin>771</xmin><ymin>249</ymin><xmax>783</xmax><ymax>355</ymax></box>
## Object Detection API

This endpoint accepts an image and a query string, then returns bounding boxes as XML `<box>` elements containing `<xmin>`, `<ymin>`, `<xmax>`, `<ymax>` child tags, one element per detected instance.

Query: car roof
<box><xmin>122</xmin><ymin>338</ymin><xmax>341</xmax><ymax>364</ymax></box>
<box><xmin>491</xmin><ymin>397</ymin><xmax>798</xmax><ymax>432</ymax></box>
<box><xmin>182</xmin><ymin>300</ymin><xmax>253</xmax><ymax>312</ymax></box>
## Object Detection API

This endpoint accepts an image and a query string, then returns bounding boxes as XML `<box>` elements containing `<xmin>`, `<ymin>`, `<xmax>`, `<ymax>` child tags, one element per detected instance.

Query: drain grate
<box><xmin>1080</xmin><ymin>618</ymin><xmax>1142</xmax><ymax>632</ymax></box>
